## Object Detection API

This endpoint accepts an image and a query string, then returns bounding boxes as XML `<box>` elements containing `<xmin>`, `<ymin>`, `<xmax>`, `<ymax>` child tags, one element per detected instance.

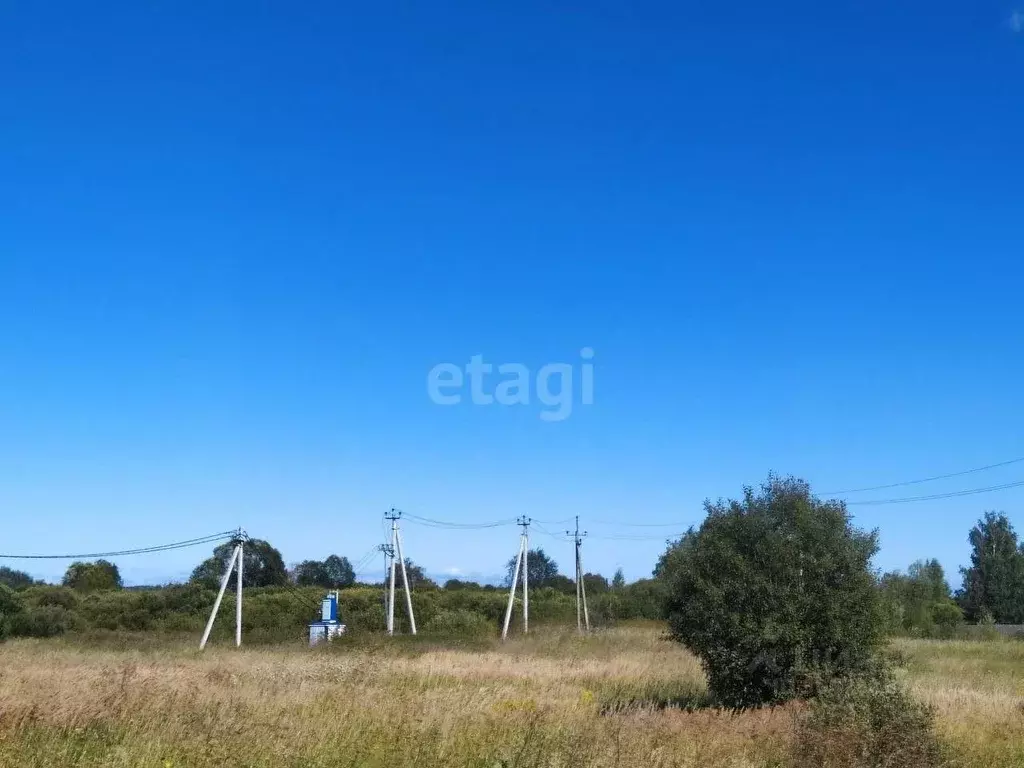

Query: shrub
<box><xmin>930</xmin><ymin>601</ymin><xmax>963</xmax><ymax>639</ymax></box>
<box><xmin>11</xmin><ymin>605</ymin><xmax>78</xmax><ymax>638</ymax></box>
<box><xmin>659</xmin><ymin>475</ymin><xmax>883</xmax><ymax>708</ymax></box>
<box><xmin>793</xmin><ymin>667</ymin><xmax>945</xmax><ymax>768</ymax></box>
<box><xmin>20</xmin><ymin>585</ymin><xmax>80</xmax><ymax>611</ymax></box>
<box><xmin>423</xmin><ymin>610</ymin><xmax>495</xmax><ymax>639</ymax></box>
<box><xmin>0</xmin><ymin>584</ymin><xmax>24</xmax><ymax>642</ymax></box>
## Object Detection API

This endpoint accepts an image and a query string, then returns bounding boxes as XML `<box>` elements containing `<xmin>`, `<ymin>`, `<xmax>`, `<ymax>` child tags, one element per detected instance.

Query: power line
<box><xmin>532</xmin><ymin>522</ymin><xmax>572</xmax><ymax>541</ymax></box>
<box><xmin>403</xmin><ymin>513</ymin><xmax>517</xmax><ymax>530</ymax></box>
<box><xmin>274</xmin><ymin>581</ymin><xmax>321</xmax><ymax>614</ymax></box>
<box><xmin>351</xmin><ymin>545</ymin><xmax>380</xmax><ymax>574</ymax></box>
<box><xmin>585</xmin><ymin>532</ymin><xmax>688</xmax><ymax>541</ymax></box>
<box><xmin>590</xmin><ymin>520</ymin><xmax>689</xmax><ymax>528</ymax></box>
<box><xmin>823</xmin><ymin>456</ymin><xmax>1024</xmax><ymax>495</ymax></box>
<box><xmin>531</xmin><ymin>517</ymin><xmax>575</xmax><ymax>525</ymax></box>
<box><xmin>844</xmin><ymin>478</ymin><xmax>1024</xmax><ymax>506</ymax></box>
<box><xmin>0</xmin><ymin>530</ymin><xmax>237</xmax><ymax>560</ymax></box>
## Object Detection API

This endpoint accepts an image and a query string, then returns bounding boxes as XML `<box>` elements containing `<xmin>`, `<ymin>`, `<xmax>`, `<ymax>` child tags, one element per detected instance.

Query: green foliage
<box><xmin>0</xmin><ymin>566</ymin><xmax>36</xmax><ymax>590</ymax></box>
<box><xmin>442</xmin><ymin>578</ymin><xmax>481</xmax><ymax>590</ymax></box>
<box><xmin>422</xmin><ymin>609</ymin><xmax>495</xmax><ymax>638</ymax></box>
<box><xmin>611</xmin><ymin>568</ymin><xmax>626</xmax><ymax>590</ymax></box>
<box><xmin>582</xmin><ymin>572</ymin><xmax>609</xmax><ymax>595</ymax></box>
<box><xmin>0</xmin><ymin>583</ymin><xmax>24</xmax><ymax>615</ymax></box>
<box><xmin>659</xmin><ymin>475</ymin><xmax>883</xmax><ymax>708</ymax></box>
<box><xmin>931</xmin><ymin>601</ymin><xmax>964</xmax><ymax>638</ymax></box>
<box><xmin>0</xmin><ymin>584</ymin><xmax>25</xmax><ymax>640</ymax></box>
<box><xmin>323</xmin><ymin>555</ymin><xmax>355</xmax><ymax>588</ymax></box>
<box><xmin>191</xmin><ymin>539</ymin><xmax>288</xmax><ymax>589</ymax></box>
<box><xmin>62</xmin><ymin>560</ymin><xmax>122</xmax><ymax>592</ymax></box>
<box><xmin>880</xmin><ymin>559</ymin><xmax>963</xmax><ymax>638</ymax></box>
<box><xmin>20</xmin><ymin>585</ymin><xmax>80</xmax><ymax>611</ymax></box>
<box><xmin>401</xmin><ymin>558</ymin><xmax>437</xmax><ymax>590</ymax></box>
<box><xmin>613</xmin><ymin>578</ymin><xmax>666</xmax><ymax>620</ymax></box>
<box><xmin>546</xmin><ymin>574</ymin><xmax>576</xmax><ymax>595</ymax></box>
<box><xmin>294</xmin><ymin>555</ymin><xmax>357</xmax><ymax>588</ymax></box>
<box><xmin>294</xmin><ymin>560</ymin><xmax>330</xmax><ymax>587</ymax></box>
<box><xmin>10</xmin><ymin>605</ymin><xmax>77</xmax><ymax>638</ymax></box>
<box><xmin>506</xmin><ymin>548</ymin><xmax>559</xmax><ymax>588</ymax></box>
<box><xmin>793</xmin><ymin>666</ymin><xmax>945</xmax><ymax>768</ymax></box>
<box><xmin>2</xmin><ymin>584</ymin><xmax>78</xmax><ymax>638</ymax></box>
<box><xmin>189</xmin><ymin>556</ymin><xmax>223</xmax><ymax>590</ymax></box>
<box><xmin>958</xmin><ymin>512</ymin><xmax>1024</xmax><ymax>623</ymax></box>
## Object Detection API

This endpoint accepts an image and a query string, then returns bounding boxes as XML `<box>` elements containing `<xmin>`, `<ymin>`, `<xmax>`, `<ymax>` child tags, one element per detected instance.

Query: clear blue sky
<box><xmin>1</xmin><ymin>2</ymin><xmax>1022</xmax><ymax>587</ymax></box>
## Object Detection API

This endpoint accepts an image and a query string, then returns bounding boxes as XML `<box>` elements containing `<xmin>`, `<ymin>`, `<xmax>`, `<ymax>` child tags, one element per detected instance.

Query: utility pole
<box><xmin>378</xmin><ymin>542</ymin><xmax>395</xmax><ymax>633</ymax></box>
<box><xmin>502</xmin><ymin>516</ymin><xmax>531</xmax><ymax>640</ymax></box>
<box><xmin>200</xmin><ymin>528</ymin><xmax>246</xmax><ymax>649</ymax></box>
<box><xmin>384</xmin><ymin>509</ymin><xmax>417</xmax><ymax>635</ymax></box>
<box><xmin>567</xmin><ymin>516</ymin><xmax>590</xmax><ymax>632</ymax></box>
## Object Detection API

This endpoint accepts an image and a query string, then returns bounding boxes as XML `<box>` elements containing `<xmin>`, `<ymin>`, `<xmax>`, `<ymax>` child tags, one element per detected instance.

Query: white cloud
<box><xmin>1011</xmin><ymin>10</ymin><xmax>1024</xmax><ymax>33</ymax></box>
<box><xmin>442</xmin><ymin>567</ymin><xmax>463</xmax><ymax>576</ymax></box>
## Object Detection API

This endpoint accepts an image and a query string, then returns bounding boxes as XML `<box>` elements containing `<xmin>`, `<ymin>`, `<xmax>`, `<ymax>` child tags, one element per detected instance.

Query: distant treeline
<box><xmin>0</xmin><ymin>580</ymin><xmax>665</xmax><ymax>642</ymax></box>
<box><xmin>2</xmin><ymin>508</ymin><xmax>1023</xmax><ymax>642</ymax></box>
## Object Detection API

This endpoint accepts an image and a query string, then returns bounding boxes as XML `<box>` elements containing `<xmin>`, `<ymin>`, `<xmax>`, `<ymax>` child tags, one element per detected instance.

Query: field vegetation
<box><xmin>0</xmin><ymin>624</ymin><xmax>1021</xmax><ymax>768</ymax></box>
<box><xmin>3</xmin><ymin>478</ymin><xmax>1024</xmax><ymax>765</ymax></box>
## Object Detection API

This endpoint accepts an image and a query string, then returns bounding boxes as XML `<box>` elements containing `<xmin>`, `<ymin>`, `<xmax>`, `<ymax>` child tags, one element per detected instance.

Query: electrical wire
<box><xmin>351</xmin><ymin>546</ymin><xmax>380</xmax><ymax>575</ymax></box>
<box><xmin>822</xmin><ymin>456</ymin><xmax>1024</xmax><ymax>495</ymax></box>
<box><xmin>0</xmin><ymin>531</ymin><xmax>237</xmax><ymax>560</ymax></box>
<box><xmin>844</xmin><ymin>478</ymin><xmax>1024</xmax><ymax>506</ymax></box>
<box><xmin>589</xmin><ymin>520</ymin><xmax>689</xmax><ymax>528</ymax></box>
<box><xmin>532</xmin><ymin>522</ymin><xmax>572</xmax><ymax>541</ymax></box>
<box><xmin>531</xmin><ymin>517</ymin><xmax>575</xmax><ymax>525</ymax></box>
<box><xmin>275</xmin><ymin>581</ymin><xmax>321</xmax><ymax>614</ymax></box>
<box><xmin>585</xmin><ymin>532</ymin><xmax>688</xmax><ymax>541</ymax></box>
<box><xmin>403</xmin><ymin>513</ymin><xmax>517</xmax><ymax>530</ymax></box>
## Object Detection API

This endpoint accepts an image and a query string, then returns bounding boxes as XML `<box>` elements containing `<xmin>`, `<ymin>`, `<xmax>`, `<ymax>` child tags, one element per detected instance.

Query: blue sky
<box><xmin>1</xmin><ymin>2</ymin><xmax>1022</xmax><ymax>587</ymax></box>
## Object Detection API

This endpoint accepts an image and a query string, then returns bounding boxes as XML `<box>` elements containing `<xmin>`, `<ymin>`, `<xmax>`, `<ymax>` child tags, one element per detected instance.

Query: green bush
<box><xmin>930</xmin><ymin>601</ymin><xmax>963</xmax><ymax>639</ymax></box>
<box><xmin>423</xmin><ymin>610</ymin><xmax>495</xmax><ymax>638</ymax></box>
<box><xmin>11</xmin><ymin>605</ymin><xmax>78</xmax><ymax>638</ymax></box>
<box><xmin>793</xmin><ymin>667</ymin><xmax>945</xmax><ymax>768</ymax></box>
<box><xmin>20</xmin><ymin>585</ymin><xmax>80</xmax><ymax>611</ymax></box>
<box><xmin>659</xmin><ymin>476</ymin><xmax>884</xmax><ymax>708</ymax></box>
<box><xmin>0</xmin><ymin>584</ymin><xmax>24</xmax><ymax>642</ymax></box>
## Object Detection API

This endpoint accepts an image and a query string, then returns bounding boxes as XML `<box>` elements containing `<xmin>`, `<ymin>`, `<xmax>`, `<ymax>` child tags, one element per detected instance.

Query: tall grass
<box><xmin>0</xmin><ymin>626</ymin><xmax>1020</xmax><ymax>767</ymax></box>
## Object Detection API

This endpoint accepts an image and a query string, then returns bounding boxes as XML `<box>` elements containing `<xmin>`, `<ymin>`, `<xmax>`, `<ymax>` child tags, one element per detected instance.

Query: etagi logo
<box><xmin>427</xmin><ymin>348</ymin><xmax>594</xmax><ymax>422</ymax></box>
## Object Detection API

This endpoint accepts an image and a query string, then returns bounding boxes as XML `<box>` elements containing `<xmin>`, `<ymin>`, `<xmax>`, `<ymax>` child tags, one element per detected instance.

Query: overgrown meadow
<box><xmin>0</xmin><ymin>624</ymin><xmax>1022</xmax><ymax>768</ymax></box>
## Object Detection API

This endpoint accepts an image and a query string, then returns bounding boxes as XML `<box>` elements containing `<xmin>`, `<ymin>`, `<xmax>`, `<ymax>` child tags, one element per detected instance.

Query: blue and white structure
<box><xmin>308</xmin><ymin>591</ymin><xmax>347</xmax><ymax>646</ymax></box>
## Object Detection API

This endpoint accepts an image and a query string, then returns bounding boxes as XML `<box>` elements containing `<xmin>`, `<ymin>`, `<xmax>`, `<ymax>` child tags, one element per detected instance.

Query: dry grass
<box><xmin>893</xmin><ymin>637</ymin><xmax>1024</xmax><ymax>767</ymax></box>
<box><xmin>0</xmin><ymin>626</ymin><xmax>1020</xmax><ymax>767</ymax></box>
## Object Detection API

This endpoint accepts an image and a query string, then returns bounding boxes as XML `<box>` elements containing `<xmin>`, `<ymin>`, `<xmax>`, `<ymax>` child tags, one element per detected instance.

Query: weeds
<box><xmin>0</xmin><ymin>627</ymin><xmax>1019</xmax><ymax>767</ymax></box>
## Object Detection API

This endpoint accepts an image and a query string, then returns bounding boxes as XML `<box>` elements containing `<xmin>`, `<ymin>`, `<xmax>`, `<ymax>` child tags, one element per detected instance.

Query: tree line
<box><xmin>2</xmin><ymin>499</ymin><xmax>1024</xmax><ymax>638</ymax></box>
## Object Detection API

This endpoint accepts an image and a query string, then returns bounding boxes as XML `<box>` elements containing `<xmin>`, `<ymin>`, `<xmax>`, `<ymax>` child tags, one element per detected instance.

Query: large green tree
<box><xmin>323</xmin><ymin>555</ymin><xmax>355</xmax><ymax>588</ymax></box>
<box><xmin>879</xmin><ymin>559</ymin><xmax>962</xmax><ymax>636</ymax></box>
<box><xmin>958</xmin><ymin>512</ymin><xmax>1024</xmax><ymax>623</ymax></box>
<box><xmin>293</xmin><ymin>555</ymin><xmax>356</xmax><ymax>588</ymax></box>
<box><xmin>190</xmin><ymin>539</ymin><xmax>288</xmax><ymax>589</ymax></box>
<box><xmin>62</xmin><ymin>560</ymin><xmax>122</xmax><ymax>592</ymax></box>
<box><xmin>582</xmin><ymin>572</ymin><xmax>610</xmax><ymax>595</ymax></box>
<box><xmin>293</xmin><ymin>560</ymin><xmax>330</xmax><ymax>587</ymax></box>
<box><xmin>611</xmin><ymin>568</ymin><xmax>626</xmax><ymax>590</ymax></box>
<box><xmin>0</xmin><ymin>567</ymin><xmax>36</xmax><ymax>590</ymax></box>
<box><xmin>400</xmin><ymin>558</ymin><xmax>436</xmax><ymax>590</ymax></box>
<box><xmin>505</xmin><ymin>548</ymin><xmax>559</xmax><ymax>588</ymax></box>
<box><xmin>658</xmin><ymin>475</ymin><xmax>883</xmax><ymax>708</ymax></box>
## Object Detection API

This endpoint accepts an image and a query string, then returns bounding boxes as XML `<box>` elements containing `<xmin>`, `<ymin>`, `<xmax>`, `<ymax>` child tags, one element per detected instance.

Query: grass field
<box><xmin>0</xmin><ymin>625</ymin><xmax>1021</xmax><ymax>767</ymax></box>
